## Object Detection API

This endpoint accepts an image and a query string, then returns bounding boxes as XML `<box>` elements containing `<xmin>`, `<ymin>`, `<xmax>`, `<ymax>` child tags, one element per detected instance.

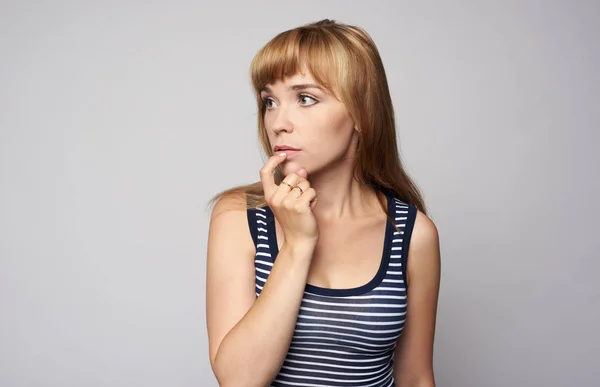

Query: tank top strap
<box><xmin>388</xmin><ymin>197</ymin><xmax>418</xmax><ymax>290</ymax></box>
<box><xmin>246</xmin><ymin>197</ymin><xmax>276</xmax><ymax>265</ymax></box>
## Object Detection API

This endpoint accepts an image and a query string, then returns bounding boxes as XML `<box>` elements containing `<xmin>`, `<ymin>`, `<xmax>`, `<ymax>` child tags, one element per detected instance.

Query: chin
<box><xmin>281</xmin><ymin>161</ymin><xmax>309</xmax><ymax>175</ymax></box>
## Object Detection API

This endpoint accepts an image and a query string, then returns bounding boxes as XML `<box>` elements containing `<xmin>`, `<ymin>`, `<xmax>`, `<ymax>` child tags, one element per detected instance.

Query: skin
<box><xmin>260</xmin><ymin>69</ymin><xmax>380</xmax><ymax>222</ymax></box>
<box><xmin>207</xmin><ymin>68</ymin><xmax>441</xmax><ymax>386</ymax></box>
<box><xmin>264</xmin><ymin>69</ymin><xmax>441</xmax><ymax>385</ymax></box>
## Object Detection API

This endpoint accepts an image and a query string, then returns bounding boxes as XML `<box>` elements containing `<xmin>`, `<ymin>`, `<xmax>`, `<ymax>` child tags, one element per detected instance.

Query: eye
<box><xmin>261</xmin><ymin>97</ymin><xmax>277</xmax><ymax>110</ymax></box>
<box><xmin>299</xmin><ymin>94</ymin><xmax>318</xmax><ymax>106</ymax></box>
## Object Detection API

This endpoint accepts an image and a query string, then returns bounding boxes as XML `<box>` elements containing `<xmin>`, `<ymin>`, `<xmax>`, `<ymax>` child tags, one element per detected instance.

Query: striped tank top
<box><xmin>246</xmin><ymin>192</ymin><xmax>417</xmax><ymax>387</ymax></box>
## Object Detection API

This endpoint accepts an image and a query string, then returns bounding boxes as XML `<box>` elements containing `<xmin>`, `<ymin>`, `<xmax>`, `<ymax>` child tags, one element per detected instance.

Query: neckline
<box><xmin>263</xmin><ymin>191</ymin><xmax>395</xmax><ymax>297</ymax></box>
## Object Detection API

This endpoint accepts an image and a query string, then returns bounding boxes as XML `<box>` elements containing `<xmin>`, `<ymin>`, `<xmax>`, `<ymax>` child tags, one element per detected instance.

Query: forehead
<box><xmin>263</xmin><ymin>69</ymin><xmax>317</xmax><ymax>88</ymax></box>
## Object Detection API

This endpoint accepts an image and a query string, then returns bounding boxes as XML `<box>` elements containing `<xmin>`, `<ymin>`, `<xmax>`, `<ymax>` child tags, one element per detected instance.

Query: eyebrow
<box><xmin>260</xmin><ymin>84</ymin><xmax>323</xmax><ymax>93</ymax></box>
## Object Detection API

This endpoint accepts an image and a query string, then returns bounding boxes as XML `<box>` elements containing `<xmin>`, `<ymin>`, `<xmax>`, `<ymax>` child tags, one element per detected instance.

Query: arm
<box><xmin>206</xmin><ymin>194</ymin><xmax>315</xmax><ymax>387</ymax></box>
<box><xmin>393</xmin><ymin>210</ymin><xmax>441</xmax><ymax>387</ymax></box>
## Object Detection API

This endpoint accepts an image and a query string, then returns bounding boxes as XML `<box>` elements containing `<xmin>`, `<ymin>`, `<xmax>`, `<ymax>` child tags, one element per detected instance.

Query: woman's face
<box><xmin>260</xmin><ymin>70</ymin><xmax>357</xmax><ymax>177</ymax></box>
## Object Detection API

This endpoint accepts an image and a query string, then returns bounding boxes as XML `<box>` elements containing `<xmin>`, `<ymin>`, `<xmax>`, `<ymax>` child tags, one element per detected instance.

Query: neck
<box><xmin>307</xmin><ymin>158</ymin><xmax>382</xmax><ymax>222</ymax></box>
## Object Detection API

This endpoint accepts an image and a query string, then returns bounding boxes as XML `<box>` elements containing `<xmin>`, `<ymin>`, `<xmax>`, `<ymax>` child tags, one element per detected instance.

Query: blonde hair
<box><xmin>208</xmin><ymin>19</ymin><xmax>427</xmax><ymax>216</ymax></box>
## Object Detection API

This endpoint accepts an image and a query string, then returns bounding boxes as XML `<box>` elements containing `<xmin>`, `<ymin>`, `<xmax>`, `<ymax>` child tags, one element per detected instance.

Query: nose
<box><xmin>270</xmin><ymin>104</ymin><xmax>294</xmax><ymax>135</ymax></box>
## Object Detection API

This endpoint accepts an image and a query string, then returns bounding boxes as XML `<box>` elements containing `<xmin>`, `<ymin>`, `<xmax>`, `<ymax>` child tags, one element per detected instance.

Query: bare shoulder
<box><xmin>210</xmin><ymin>191</ymin><xmax>249</xmax><ymax>220</ymax></box>
<box><xmin>406</xmin><ymin>209</ymin><xmax>441</xmax><ymax>284</ymax></box>
<box><xmin>209</xmin><ymin>192</ymin><xmax>254</xmax><ymax>249</ymax></box>
<box><xmin>207</xmin><ymin>191</ymin><xmax>256</xmax><ymax>271</ymax></box>
<box><xmin>411</xmin><ymin>210</ymin><xmax>440</xmax><ymax>252</ymax></box>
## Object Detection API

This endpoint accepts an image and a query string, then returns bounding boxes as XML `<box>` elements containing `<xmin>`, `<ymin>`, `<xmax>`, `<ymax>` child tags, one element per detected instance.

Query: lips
<box><xmin>274</xmin><ymin>145</ymin><xmax>301</xmax><ymax>152</ymax></box>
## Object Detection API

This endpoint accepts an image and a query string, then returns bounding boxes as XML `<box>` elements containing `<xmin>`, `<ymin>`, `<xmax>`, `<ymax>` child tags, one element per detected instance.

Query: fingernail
<box><xmin>279</xmin><ymin>152</ymin><xmax>286</xmax><ymax>157</ymax></box>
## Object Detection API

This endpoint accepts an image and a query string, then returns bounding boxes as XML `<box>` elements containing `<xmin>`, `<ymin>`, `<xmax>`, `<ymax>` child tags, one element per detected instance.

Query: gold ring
<box><xmin>281</xmin><ymin>181</ymin><xmax>292</xmax><ymax>189</ymax></box>
<box><xmin>294</xmin><ymin>186</ymin><xmax>303</xmax><ymax>193</ymax></box>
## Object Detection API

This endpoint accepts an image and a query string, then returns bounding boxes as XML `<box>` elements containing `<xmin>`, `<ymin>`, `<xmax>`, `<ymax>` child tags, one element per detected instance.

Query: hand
<box><xmin>259</xmin><ymin>153</ymin><xmax>319</xmax><ymax>246</ymax></box>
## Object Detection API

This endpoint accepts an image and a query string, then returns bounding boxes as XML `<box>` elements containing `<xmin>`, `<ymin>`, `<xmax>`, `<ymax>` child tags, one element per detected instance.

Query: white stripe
<box><xmin>255</xmin><ymin>259</ymin><xmax>273</xmax><ymax>266</ymax></box>
<box><xmin>299</xmin><ymin>315</ymin><xmax>406</xmax><ymax>326</ymax></box>
<box><xmin>340</xmin><ymin>294</ymin><xmax>406</xmax><ymax>300</ymax></box>
<box><xmin>302</xmin><ymin>298</ymin><xmax>404</xmax><ymax>309</ymax></box>
<box><xmin>276</xmin><ymin>366</ymin><xmax>389</xmax><ymax>383</ymax></box>
<box><xmin>285</xmin><ymin>357</ymin><xmax>383</xmax><ymax>369</ymax></box>
<box><xmin>288</xmin><ymin>340</ymin><xmax>390</xmax><ymax>354</ymax></box>
<box><xmin>300</xmin><ymin>306</ymin><xmax>406</xmax><ymax>317</ymax></box>
<box><xmin>293</xmin><ymin>335</ymin><xmax>394</xmax><ymax>349</ymax></box>
<box><xmin>374</xmin><ymin>287</ymin><xmax>405</xmax><ymax>291</ymax></box>
<box><xmin>271</xmin><ymin>375</ymin><xmax>390</xmax><ymax>387</ymax></box>
<box><xmin>382</xmin><ymin>279</ymin><xmax>404</xmax><ymax>283</ymax></box>
<box><xmin>280</xmin><ymin>364</ymin><xmax>386</xmax><ymax>377</ymax></box>
<box><xmin>295</xmin><ymin>329</ymin><xmax>399</xmax><ymax>342</ymax></box>
<box><xmin>285</xmin><ymin>350</ymin><xmax>389</xmax><ymax>363</ymax></box>
<box><xmin>296</xmin><ymin>322</ymin><xmax>404</xmax><ymax>335</ymax></box>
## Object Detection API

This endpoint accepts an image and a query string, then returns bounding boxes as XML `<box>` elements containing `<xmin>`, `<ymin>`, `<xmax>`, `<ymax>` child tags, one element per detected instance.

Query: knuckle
<box><xmin>270</xmin><ymin>196</ymin><xmax>281</xmax><ymax>207</ymax></box>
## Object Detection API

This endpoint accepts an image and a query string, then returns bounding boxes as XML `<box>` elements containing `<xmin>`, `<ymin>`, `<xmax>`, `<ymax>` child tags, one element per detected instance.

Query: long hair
<box><xmin>207</xmin><ymin>19</ymin><xmax>427</xmax><ymax>216</ymax></box>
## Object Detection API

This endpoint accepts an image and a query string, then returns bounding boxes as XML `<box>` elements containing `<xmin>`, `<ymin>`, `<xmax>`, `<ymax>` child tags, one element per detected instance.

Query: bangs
<box><xmin>250</xmin><ymin>28</ymin><xmax>345</xmax><ymax>97</ymax></box>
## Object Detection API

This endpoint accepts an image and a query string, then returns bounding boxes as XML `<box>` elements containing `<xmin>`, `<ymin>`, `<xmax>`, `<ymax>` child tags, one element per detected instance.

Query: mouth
<box><xmin>273</xmin><ymin>146</ymin><xmax>301</xmax><ymax>152</ymax></box>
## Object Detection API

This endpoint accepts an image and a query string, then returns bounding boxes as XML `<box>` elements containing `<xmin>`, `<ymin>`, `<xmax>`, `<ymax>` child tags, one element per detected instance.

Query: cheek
<box><xmin>324</xmin><ymin>115</ymin><xmax>355</xmax><ymax>143</ymax></box>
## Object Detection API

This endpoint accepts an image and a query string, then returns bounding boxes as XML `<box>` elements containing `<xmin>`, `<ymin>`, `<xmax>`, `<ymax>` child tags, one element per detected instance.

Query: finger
<box><xmin>296</xmin><ymin>168</ymin><xmax>308</xmax><ymax>179</ymax></box>
<box><xmin>298</xmin><ymin>187</ymin><xmax>318</xmax><ymax>209</ymax></box>
<box><xmin>285</xmin><ymin>179</ymin><xmax>310</xmax><ymax>200</ymax></box>
<box><xmin>274</xmin><ymin>173</ymin><xmax>302</xmax><ymax>201</ymax></box>
<box><xmin>259</xmin><ymin>152</ymin><xmax>287</xmax><ymax>198</ymax></box>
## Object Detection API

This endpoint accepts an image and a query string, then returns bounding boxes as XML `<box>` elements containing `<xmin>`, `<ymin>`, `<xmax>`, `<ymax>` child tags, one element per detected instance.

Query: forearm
<box><xmin>213</xmin><ymin>242</ymin><xmax>314</xmax><ymax>387</ymax></box>
<box><xmin>399</xmin><ymin>381</ymin><xmax>435</xmax><ymax>387</ymax></box>
<box><xmin>396</xmin><ymin>374</ymin><xmax>435</xmax><ymax>387</ymax></box>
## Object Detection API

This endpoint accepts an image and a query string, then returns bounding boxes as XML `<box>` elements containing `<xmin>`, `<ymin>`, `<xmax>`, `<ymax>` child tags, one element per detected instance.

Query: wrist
<box><xmin>282</xmin><ymin>240</ymin><xmax>317</xmax><ymax>258</ymax></box>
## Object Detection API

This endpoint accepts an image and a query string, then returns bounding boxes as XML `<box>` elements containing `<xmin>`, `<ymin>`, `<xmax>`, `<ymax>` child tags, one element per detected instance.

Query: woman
<box><xmin>206</xmin><ymin>19</ymin><xmax>441</xmax><ymax>387</ymax></box>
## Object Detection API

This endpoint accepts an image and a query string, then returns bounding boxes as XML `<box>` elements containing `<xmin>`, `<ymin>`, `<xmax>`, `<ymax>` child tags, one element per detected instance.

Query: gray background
<box><xmin>1</xmin><ymin>0</ymin><xmax>598</xmax><ymax>386</ymax></box>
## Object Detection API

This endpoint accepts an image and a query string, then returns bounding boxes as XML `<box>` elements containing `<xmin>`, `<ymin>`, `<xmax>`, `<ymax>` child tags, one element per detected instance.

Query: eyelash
<box><xmin>261</xmin><ymin>94</ymin><xmax>318</xmax><ymax>109</ymax></box>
